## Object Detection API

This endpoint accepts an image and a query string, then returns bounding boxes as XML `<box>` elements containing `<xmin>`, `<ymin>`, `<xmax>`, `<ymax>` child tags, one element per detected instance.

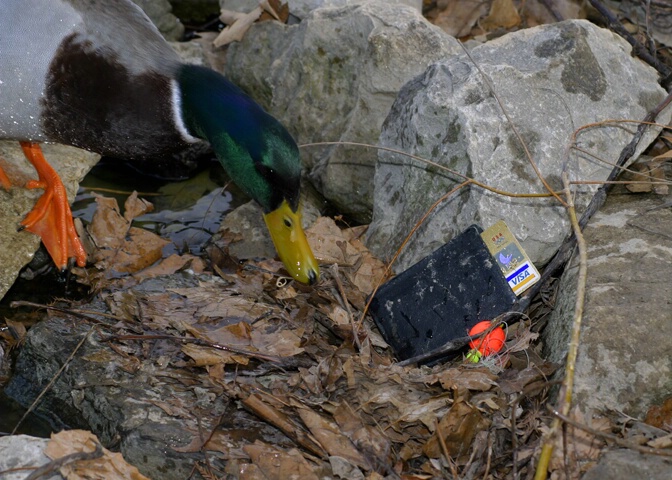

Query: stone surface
<box><xmin>221</xmin><ymin>0</ymin><xmax>423</xmax><ymax>18</ymax></box>
<box><xmin>366</xmin><ymin>19</ymin><xmax>671</xmax><ymax>272</ymax></box>
<box><xmin>4</xmin><ymin>273</ymin><xmax>230</xmax><ymax>479</ymax></box>
<box><xmin>0</xmin><ymin>435</ymin><xmax>62</xmax><ymax>480</ymax></box>
<box><xmin>543</xmin><ymin>192</ymin><xmax>672</xmax><ymax>417</ymax></box>
<box><xmin>583</xmin><ymin>448</ymin><xmax>672</xmax><ymax>480</ymax></box>
<box><xmin>225</xmin><ymin>1</ymin><xmax>461</xmax><ymax>222</ymax></box>
<box><xmin>0</xmin><ymin>142</ymin><xmax>99</xmax><ymax>300</ymax></box>
<box><xmin>132</xmin><ymin>0</ymin><xmax>185</xmax><ymax>41</ymax></box>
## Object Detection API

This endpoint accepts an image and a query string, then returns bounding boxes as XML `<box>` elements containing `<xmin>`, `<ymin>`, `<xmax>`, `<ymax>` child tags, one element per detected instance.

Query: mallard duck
<box><xmin>0</xmin><ymin>0</ymin><xmax>319</xmax><ymax>284</ymax></box>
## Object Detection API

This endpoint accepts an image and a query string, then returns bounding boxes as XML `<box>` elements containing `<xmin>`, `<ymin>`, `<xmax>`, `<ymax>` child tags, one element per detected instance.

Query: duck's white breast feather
<box><xmin>0</xmin><ymin>0</ymin><xmax>82</xmax><ymax>140</ymax></box>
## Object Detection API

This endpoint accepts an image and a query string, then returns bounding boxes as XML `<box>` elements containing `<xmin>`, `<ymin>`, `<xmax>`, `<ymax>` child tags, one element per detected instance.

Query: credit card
<box><xmin>481</xmin><ymin>220</ymin><xmax>540</xmax><ymax>295</ymax></box>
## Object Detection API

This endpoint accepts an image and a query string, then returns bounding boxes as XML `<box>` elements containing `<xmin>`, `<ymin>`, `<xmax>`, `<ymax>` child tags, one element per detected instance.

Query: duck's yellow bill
<box><xmin>263</xmin><ymin>200</ymin><xmax>319</xmax><ymax>285</ymax></box>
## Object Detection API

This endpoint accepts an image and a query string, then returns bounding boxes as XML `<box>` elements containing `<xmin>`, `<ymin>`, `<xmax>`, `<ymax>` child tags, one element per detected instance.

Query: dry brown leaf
<box><xmin>546</xmin><ymin>407</ymin><xmax>607</xmax><ymax>476</ymax></box>
<box><xmin>431</xmin><ymin>367</ymin><xmax>498</xmax><ymax>392</ymax></box>
<box><xmin>524</xmin><ymin>0</ymin><xmax>585</xmax><ymax>27</ymax></box>
<box><xmin>250</xmin><ymin>326</ymin><xmax>304</xmax><ymax>357</ymax></box>
<box><xmin>241</xmin><ymin>392</ymin><xmax>326</xmax><ymax>457</ymax></box>
<box><xmin>184</xmin><ymin>321</ymin><xmax>252</xmax><ymax>349</ymax></box>
<box><xmin>259</xmin><ymin>0</ymin><xmax>289</xmax><ymax>23</ymax></box>
<box><xmin>168</xmin><ymin>286</ymin><xmax>276</xmax><ymax>323</ymax></box>
<box><xmin>366</xmin><ymin>386</ymin><xmax>452</xmax><ymax>432</ymax></box>
<box><xmin>123</xmin><ymin>192</ymin><xmax>153</xmax><ymax>221</ymax></box>
<box><xmin>181</xmin><ymin>342</ymin><xmax>249</xmax><ymax>366</ymax></box>
<box><xmin>88</xmin><ymin>194</ymin><xmax>169</xmax><ymax>273</ymax></box>
<box><xmin>645</xmin><ymin>396</ymin><xmax>672</xmax><ymax>431</ymax></box>
<box><xmin>422</xmin><ymin>399</ymin><xmax>490</xmax><ymax>458</ymax></box>
<box><xmin>481</xmin><ymin>0</ymin><xmax>521</xmax><ymax>30</ymax></box>
<box><xmin>332</xmin><ymin>403</ymin><xmax>392</xmax><ymax>466</ymax></box>
<box><xmin>273</xmin><ymin>284</ymin><xmax>298</xmax><ymax>300</ymax></box>
<box><xmin>87</xmin><ymin>195</ymin><xmax>130</xmax><ymax>250</ymax></box>
<box><xmin>243</xmin><ymin>442</ymin><xmax>319</xmax><ymax>480</ymax></box>
<box><xmin>306</xmin><ymin>217</ymin><xmax>386</xmax><ymax>295</ymax></box>
<box><xmin>498</xmin><ymin>361</ymin><xmax>557</xmax><ymax>395</ymax></box>
<box><xmin>328</xmin><ymin>305</ymin><xmax>351</xmax><ymax>325</ymax></box>
<box><xmin>432</xmin><ymin>0</ymin><xmax>489</xmax><ymax>37</ymax></box>
<box><xmin>45</xmin><ymin>430</ymin><xmax>149</xmax><ymax>480</ymax></box>
<box><xmin>214</xmin><ymin>7</ymin><xmax>262</xmax><ymax>47</ymax></box>
<box><xmin>648</xmin><ymin>433</ymin><xmax>672</xmax><ymax>449</ymax></box>
<box><xmin>3</xmin><ymin>319</ymin><xmax>27</xmax><ymax>343</ymax></box>
<box><xmin>624</xmin><ymin>159</ymin><xmax>669</xmax><ymax>194</ymax></box>
<box><xmin>343</xmin><ymin>249</ymin><xmax>387</xmax><ymax>296</ymax></box>
<box><xmin>132</xmin><ymin>253</ymin><xmax>206</xmax><ymax>282</ymax></box>
<box><xmin>306</xmin><ymin>217</ymin><xmax>361</xmax><ymax>266</ymax></box>
<box><xmin>505</xmin><ymin>327</ymin><xmax>539</xmax><ymax>353</ymax></box>
<box><xmin>298</xmin><ymin>408</ymin><xmax>369</xmax><ymax>468</ymax></box>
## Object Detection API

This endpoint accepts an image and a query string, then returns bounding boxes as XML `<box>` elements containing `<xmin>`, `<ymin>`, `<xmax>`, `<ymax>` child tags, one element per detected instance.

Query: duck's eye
<box><xmin>283</xmin><ymin>217</ymin><xmax>293</xmax><ymax>228</ymax></box>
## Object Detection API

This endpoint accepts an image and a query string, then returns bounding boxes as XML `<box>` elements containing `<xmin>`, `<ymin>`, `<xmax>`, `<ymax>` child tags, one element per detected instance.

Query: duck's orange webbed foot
<box><xmin>0</xmin><ymin>166</ymin><xmax>11</xmax><ymax>190</ymax></box>
<box><xmin>18</xmin><ymin>142</ymin><xmax>87</xmax><ymax>269</ymax></box>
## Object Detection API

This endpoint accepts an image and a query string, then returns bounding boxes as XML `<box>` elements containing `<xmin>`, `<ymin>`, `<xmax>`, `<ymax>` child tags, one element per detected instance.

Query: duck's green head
<box><xmin>177</xmin><ymin>65</ymin><xmax>319</xmax><ymax>285</ymax></box>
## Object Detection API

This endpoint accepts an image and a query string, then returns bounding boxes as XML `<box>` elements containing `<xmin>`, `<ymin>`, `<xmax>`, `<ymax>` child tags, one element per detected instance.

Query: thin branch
<box><xmin>534</xmin><ymin>171</ymin><xmax>589</xmax><ymax>480</ymax></box>
<box><xmin>102</xmin><ymin>333</ymin><xmax>295</xmax><ymax>365</ymax></box>
<box><xmin>458</xmin><ymin>42</ymin><xmax>568</xmax><ymax>208</ymax></box>
<box><xmin>517</xmin><ymin>90</ymin><xmax>672</xmax><ymax>312</ymax></box>
<box><xmin>356</xmin><ymin>181</ymin><xmax>473</xmax><ymax>329</ymax></box>
<box><xmin>301</xmin><ymin>141</ymin><xmax>561</xmax><ymax>199</ymax></box>
<box><xmin>25</xmin><ymin>442</ymin><xmax>104</xmax><ymax>480</ymax></box>
<box><xmin>588</xmin><ymin>0</ymin><xmax>672</xmax><ymax>78</ymax></box>
<box><xmin>549</xmin><ymin>406</ymin><xmax>672</xmax><ymax>457</ymax></box>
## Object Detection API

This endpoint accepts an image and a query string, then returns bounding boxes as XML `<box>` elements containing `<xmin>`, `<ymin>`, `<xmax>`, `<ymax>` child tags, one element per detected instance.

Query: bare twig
<box><xmin>549</xmin><ymin>406</ymin><xmax>672</xmax><ymax>457</ymax></box>
<box><xmin>301</xmin><ymin>141</ymin><xmax>561</xmax><ymax>199</ymax></box>
<box><xmin>518</xmin><ymin>92</ymin><xmax>672</xmax><ymax>312</ymax></box>
<box><xmin>356</xmin><ymin>180</ymin><xmax>473</xmax><ymax>329</ymax></box>
<box><xmin>534</xmin><ymin>171</ymin><xmax>588</xmax><ymax>480</ymax></box>
<box><xmin>329</xmin><ymin>264</ymin><xmax>361</xmax><ymax>349</ymax></box>
<box><xmin>25</xmin><ymin>442</ymin><xmax>104</xmax><ymax>480</ymax></box>
<box><xmin>539</xmin><ymin>0</ymin><xmax>565</xmax><ymax>21</ymax></box>
<box><xmin>102</xmin><ymin>333</ymin><xmax>294</xmax><ymax>365</ymax></box>
<box><xmin>588</xmin><ymin>0</ymin><xmax>672</xmax><ymax>78</ymax></box>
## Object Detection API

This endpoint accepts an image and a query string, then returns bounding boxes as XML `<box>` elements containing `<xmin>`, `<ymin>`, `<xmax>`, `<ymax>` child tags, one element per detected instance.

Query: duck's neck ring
<box><xmin>170</xmin><ymin>78</ymin><xmax>201</xmax><ymax>145</ymax></box>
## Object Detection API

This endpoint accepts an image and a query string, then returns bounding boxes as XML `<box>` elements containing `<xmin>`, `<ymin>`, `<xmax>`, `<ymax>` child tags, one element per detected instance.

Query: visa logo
<box><xmin>510</xmin><ymin>270</ymin><xmax>530</xmax><ymax>286</ymax></box>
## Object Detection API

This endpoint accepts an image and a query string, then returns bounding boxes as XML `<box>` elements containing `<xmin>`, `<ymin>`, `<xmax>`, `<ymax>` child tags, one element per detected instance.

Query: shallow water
<box><xmin>75</xmin><ymin>157</ymin><xmax>247</xmax><ymax>256</ymax></box>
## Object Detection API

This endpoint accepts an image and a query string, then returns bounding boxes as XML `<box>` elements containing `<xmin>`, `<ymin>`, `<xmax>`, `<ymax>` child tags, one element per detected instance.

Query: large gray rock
<box><xmin>221</xmin><ymin>0</ymin><xmax>423</xmax><ymax>18</ymax></box>
<box><xmin>225</xmin><ymin>1</ymin><xmax>461</xmax><ymax>222</ymax></box>
<box><xmin>366</xmin><ymin>20</ymin><xmax>670</xmax><ymax>272</ymax></box>
<box><xmin>0</xmin><ymin>142</ymin><xmax>99</xmax><ymax>300</ymax></box>
<box><xmin>543</xmin><ymin>192</ymin><xmax>672</xmax><ymax>417</ymax></box>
